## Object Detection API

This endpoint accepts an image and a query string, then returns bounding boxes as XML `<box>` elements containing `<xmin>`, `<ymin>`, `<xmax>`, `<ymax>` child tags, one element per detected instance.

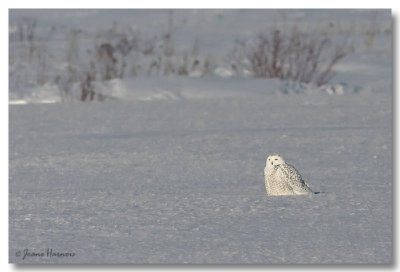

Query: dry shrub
<box><xmin>247</xmin><ymin>27</ymin><xmax>351</xmax><ymax>86</ymax></box>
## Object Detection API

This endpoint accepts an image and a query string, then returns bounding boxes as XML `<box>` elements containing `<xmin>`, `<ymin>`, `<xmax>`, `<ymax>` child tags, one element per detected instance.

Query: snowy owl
<box><xmin>264</xmin><ymin>154</ymin><xmax>313</xmax><ymax>196</ymax></box>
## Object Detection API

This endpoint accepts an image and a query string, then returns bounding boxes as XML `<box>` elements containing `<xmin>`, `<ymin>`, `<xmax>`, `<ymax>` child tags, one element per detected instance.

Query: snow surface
<box><xmin>9</xmin><ymin>86</ymin><xmax>392</xmax><ymax>264</ymax></box>
<box><xmin>9</xmin><ymin>9</ymin><xmax>392</xmax><ymax>264</ymax></box>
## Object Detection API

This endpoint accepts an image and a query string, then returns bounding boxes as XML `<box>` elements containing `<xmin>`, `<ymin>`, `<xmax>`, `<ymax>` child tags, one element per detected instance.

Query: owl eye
<box><xmin>274</xmin><ymin>158</ymin><xmax>278</xmax><ymax>160</ymax></box>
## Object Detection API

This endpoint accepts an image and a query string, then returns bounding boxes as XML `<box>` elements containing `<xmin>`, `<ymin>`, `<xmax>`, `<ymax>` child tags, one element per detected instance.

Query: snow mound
<box><xmin>279</xmin><ymin>81</ymin><xmax>365</xmax><ymax>96</ymax></box>
<box><xmin>9</xmin><ymin>77</ymin><xmax>371</xmax><ymax>105</ymax></box>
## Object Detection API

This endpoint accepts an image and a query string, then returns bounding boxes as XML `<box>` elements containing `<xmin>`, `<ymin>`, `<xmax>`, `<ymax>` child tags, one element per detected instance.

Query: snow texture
<box><xmin>9</xmin><ymin>9</ymin><xmax>392</xmax><ymax>264</ymax></box>
<box><xmin>9</xmin><ymin>89</ymin><xmax>392</xmax><ymax>264</ymax></box>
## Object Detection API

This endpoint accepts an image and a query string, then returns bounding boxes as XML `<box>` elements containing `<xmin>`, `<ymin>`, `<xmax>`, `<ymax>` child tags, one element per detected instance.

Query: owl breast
<box><xmin>264</xmin><ymin>166</ymin><xmax>294</xmax><ymax>196</ymax></box>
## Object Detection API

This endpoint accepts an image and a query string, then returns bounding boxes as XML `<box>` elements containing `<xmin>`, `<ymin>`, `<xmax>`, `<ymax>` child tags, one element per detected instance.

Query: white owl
<box><xmin>264</xmin><ymin>154</ymin><xmax>313</xmax><ymax>196</ymax></box>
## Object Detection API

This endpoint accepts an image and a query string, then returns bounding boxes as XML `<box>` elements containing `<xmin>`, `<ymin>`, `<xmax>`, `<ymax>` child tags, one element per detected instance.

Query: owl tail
<box><xmin>303</xmin><ymin>181</ymin><xmax>313</xmax><ymax>193</ymax></box>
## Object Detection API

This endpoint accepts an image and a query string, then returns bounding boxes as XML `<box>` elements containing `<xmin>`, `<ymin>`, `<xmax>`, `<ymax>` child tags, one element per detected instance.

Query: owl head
<box><xmin>266</xmin><ymin>154</ymin><xmax>286</xmax><ymax>169</ymax></box>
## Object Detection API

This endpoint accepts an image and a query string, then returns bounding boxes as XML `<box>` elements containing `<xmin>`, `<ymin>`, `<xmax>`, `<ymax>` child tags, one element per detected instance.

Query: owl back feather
<box><xmin>264</xmin><ymin>163</ymin><xmax>312</xmax><ymax>196</ymax></box>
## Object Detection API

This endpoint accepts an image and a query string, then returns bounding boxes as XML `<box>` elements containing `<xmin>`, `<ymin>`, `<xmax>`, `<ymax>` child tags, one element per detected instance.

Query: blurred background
<box><xmin>9</xmin><ymin>9</ymin><xmax>391</xmax><ymax>103</ymax></box>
